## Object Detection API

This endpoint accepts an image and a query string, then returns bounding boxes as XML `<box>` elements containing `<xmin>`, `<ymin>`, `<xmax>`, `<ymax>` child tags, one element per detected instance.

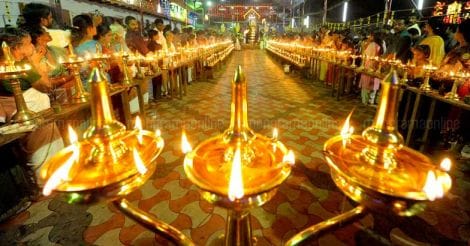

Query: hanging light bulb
<box><xmin>342</xmin><ymin>1</ymin><xmax>348</xmax><ymax>22</ymax></box>
<box><xmin>417</xmin><ymin>0</ymin><xmax>424</xmax><ymax>10</ymax></box>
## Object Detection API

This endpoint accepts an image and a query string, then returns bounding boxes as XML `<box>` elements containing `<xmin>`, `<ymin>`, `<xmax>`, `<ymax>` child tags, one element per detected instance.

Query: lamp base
<box><xmin>11</xmin><ymin>109</ymin><xmax>42</xmax><ymax>125</ymax></box>
<box><xmin>72</xmin><ymin>93</ymin><xmax>89</xmax><ymax>103</ymax></box>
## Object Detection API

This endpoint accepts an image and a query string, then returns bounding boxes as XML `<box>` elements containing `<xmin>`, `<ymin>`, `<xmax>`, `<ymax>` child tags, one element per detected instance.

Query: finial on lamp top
<box><xmin>1</xmin><ymin>42</ymin><xmax>15</xmax><ymax>67</ymax></box>
<box><xmin>233</xmin><ymin>65</ymin><xmax>245</xmax><ymax>84</ymax></box>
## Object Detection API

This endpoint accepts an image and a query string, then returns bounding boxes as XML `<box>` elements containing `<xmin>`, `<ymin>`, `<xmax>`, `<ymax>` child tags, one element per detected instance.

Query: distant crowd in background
<box><xmin>0</xmin><ymin>2</ymin><xmax>231</xmax><ymax>184</ymax></box>
<box><xmin>0</xmin><ymin>2</ymin><xmax>231</xmax><ymax>95</ymax></box>
<box><xmin>270</xmin><ymin>14</ymin><xmax>470</xmax><ymax>105</ymax></box>
<box><xmin>269</xmin><ymin>14</ymin><xmax>470</xmax><ymax>152</ymax></box>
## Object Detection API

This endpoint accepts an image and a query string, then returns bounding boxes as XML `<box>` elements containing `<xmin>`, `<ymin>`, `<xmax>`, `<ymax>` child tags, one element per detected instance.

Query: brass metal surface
<box><xmin>0</xmin><ymin>42</ymin><xmax>42</xmax><ymax>125</ymax></box>
<box><xmin>40</xmin><ymin>67</ymin><xmax>164</xmax><ymax>203</ymax></box>
<box><xmin>183</xmin><ymin>66</ymin><xmax>293</xmax><ymax>246</ymax></box>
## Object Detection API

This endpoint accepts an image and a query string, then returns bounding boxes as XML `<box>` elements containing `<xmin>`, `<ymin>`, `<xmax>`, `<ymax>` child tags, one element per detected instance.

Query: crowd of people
<box><xmin>0</xmin><ymin>3</ymin><xmax>231</xmax><ymax>189</ymax></box>
<box><xmin>270</xmin><ymin>14</ymin><xmax>470</xmax><ymax>105</ymax></box>
<box><xmin>269</xmin><ymin>14</ymin><xmax>470</xmax><ymax>152</ymax></box>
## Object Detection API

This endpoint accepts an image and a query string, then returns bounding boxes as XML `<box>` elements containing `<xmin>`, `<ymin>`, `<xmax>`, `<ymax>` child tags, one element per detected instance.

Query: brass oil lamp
<box><xmin>0</xmin><ymin>42</ymin><xmax>42</xmax><ymax>125</ymax></box>
<box><xmin>114</xmin><ymin>45</ymin><xmax>133</xmax><ymax>86</ymax></box>
<box><xmin>58</xmin><ymin>42</ymin><xmax>89</xmax><ymax>103</ymax></box>
<box><xmin>349</xmin><ymin>54</ymin><xmax>359</xmax><ymax>69</ymax></box>
<box><xmin>39</xmin><ymin>67</ymin><xmax>193</xmax><ymax>245</ymax></box>
<box><xmin>85</xmin><ymin>43</ymin><xmax>110</xmax><ymax>77</ymax></box>
<box><xmin>182</xmin><ymin>66</ymin><xmax>295</xmax><ymax>246</ymax></box>
<box><xmin>420</xmin><ymin>64</ymin><xmax>438</xmax><ymax>92</ymax></box>
<box><xmin>286</xmin><ymin>69</ymin><xmax>452</xmax><ymax>245</ymax></box>
<box><xmin>445</xmin><ymin>71</ymin><xmax>469</xmax><ymax>101</ymax></box>
<box><xmin>399</xmin><ymin>61</ymin><xmax>415</xmax><ymax>86</ymax></box>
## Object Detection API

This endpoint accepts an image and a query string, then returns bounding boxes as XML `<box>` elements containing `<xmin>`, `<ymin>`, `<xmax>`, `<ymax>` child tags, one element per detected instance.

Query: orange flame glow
<box><xmin>134</xmin><ymin>116</ymin><xmax>143</xmax><ymax>144</ymax></box>
<box><xmin>181</xmin><ymin>130</ymin><xmax>192</xmax><ymax>154</ymax></box>
<box><xmin>133</xmin><ymin>148</ymin><xmax>147</xmax><ymax>174</ymax></box>
<box><xmin>272</xmin><ymin>128</ymin><xmax>278</xmax><ymax>139</ymax></box>
<box><xmin>283</xmin><ymin>150</ymin><xmax>295</xmax><ymax>165</ymax></box>
<box><xmin>42</xmin><ymin>126</ymin><xmax>79</xmax><ymax>196</ymax></box>
<box><xmin>440</xmin><ymin>158</ymin><xmax>452</xmax><ymax>172</ymax></box>
<box><xmin>341</xmin><ymin>111</ymin><xmax>354</xmax><ymax>147</ymax></box>
<box><xmin>423</xmin><ymin>171</ymin><xmax>444</xmax><ymax>201</ymax></box>
<box><xmin>228</xmin><ymin>147</ymin><xmax>244</xmax><ymax>201</ymax></box>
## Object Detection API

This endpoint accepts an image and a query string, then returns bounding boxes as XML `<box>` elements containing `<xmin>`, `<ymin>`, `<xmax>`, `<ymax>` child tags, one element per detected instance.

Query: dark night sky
<box><xmin>206</xmin><ymin>0</ymin><xmax>441</xmax><ymax>22</ymax></box>
<box><xmin>301</xmin><ymin>0</ymin><xmax>439</xmax><ymax>22</ymax></box>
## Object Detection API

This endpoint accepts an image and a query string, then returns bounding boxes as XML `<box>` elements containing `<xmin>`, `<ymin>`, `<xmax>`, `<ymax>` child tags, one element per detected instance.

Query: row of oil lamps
<box><xmin>1</xmin><ymin>39</ymin><xmax>455</xmax><ymax>245</ymax></box>
<box><xmin>267</xmin><ymin>40</ymin><xmax>470</xmax><ymax>102</ymax></box>
<box><xmin>0</xmin><ymin>40</ymin><xmax>233</xmax><ymax>126</ymax></box>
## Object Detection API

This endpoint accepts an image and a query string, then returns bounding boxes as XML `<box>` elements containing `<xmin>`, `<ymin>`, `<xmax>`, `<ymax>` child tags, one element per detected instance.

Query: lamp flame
<box><xmin>228</xmin><ymin>147</ymin><xmax>244</xmax><ymax>201</ymax></box>
<box><xmin>423</xmin><ymin>171</ymin><xmax>444</xmax><ymax>201</ymax></box>
<box><xmin>133</xmin><ymin>148</ymin><xmax>147</xmax><ymax>174</ymax></box>
<box><xmin>272</xmin><ymin>128</ymin><xmax>278</xmax><ymax>139</ymax></box>
<box><xmin>84</xmin><ymin>52</ymin><xmax>91</xmax><ymax>60</ymax></box>
<box><xmin>181</xmin><ymin>130</ymin><xmax>192</xmax><ymax>154</ymax></box>
<box><xmin>134</xmin><ymin>116</ymin><xmax>143</xmax><ymax>144</ymax></box>
<box><xmin>341</xmin><ymin>111</ymin><xmax>354</xmax><ymax>147</ymax></box>
<box><xmin>440</xmin><ymin>158</ymin><xmax>452</xmax><ymax>172</ymax></box>
<box><xmin>42</xmin><ymin>126</ymin><xmax>79</xmax><ymax>196</ymax></box>
<box><xmin>155</xmin><ymin>129</ymin><xmax>161</xmax><ymax>137</ymax></box>
<box><xmin>68</xmin><ymin>125</ymin><xmax>78</xmax><ymax>144</ymax></box>
<box><xmin>283</xmin><ymin>150</ymin><xmax>295</xmax><ymax>165</ymax></box>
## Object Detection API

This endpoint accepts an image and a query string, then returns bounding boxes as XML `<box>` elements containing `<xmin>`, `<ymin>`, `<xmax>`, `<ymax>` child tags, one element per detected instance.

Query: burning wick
<box><xmin>134</xmin><ymin>116</ymin><xmax>143</xmax><ymax>144</ymax></box>
<box><xmin>283</xmin><ymin>150</ymin><xmax>295</xmax><ymax>165</ymax></box>
<box><xmin>440</xmin><ymin>158</ymin><xmax>452</xmax><ymax>172</ymax></box>
<box><xmin>42</xmin><ymin>126</ymin><xmax>79</xmax><ymax>196</ymax></box>
<box><xmin>423</xmin><ymin>171</ymin><xmax>445</xmax><ymax>201</ymax></box>
<box><xmin>341</xmin><ymin>111</ymin><xmax>355</xmax><ymax>147</ymax></box>
<box><xmin>155</xmin><ymin>129</ymin><xmax>164</xmax><ymax>149</ymax></box>
<box><xmin>181</xmin><ymin>130</ymin><xmax>192</xmax><ymax>154</ymax></box>
<box><xmin>228</xmin><ymin>147</ymin><xmax>244</xmax><ymax>201</ymax></box>
<box><xmin>133</xmin><ymin>148</ymin><xmax>147</xmax><ymax>174</ymax></box>
<box><xmin>272</xmin><ymin>128</ymin><xmax>279</xmax><ymax>139</ymax></box>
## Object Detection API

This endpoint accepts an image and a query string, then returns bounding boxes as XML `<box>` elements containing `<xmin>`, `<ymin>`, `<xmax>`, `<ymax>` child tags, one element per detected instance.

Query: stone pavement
<box><xmin>0</xmin><ymin>49</ymin><xmax>468</xmax><ymax>245</ymax></box>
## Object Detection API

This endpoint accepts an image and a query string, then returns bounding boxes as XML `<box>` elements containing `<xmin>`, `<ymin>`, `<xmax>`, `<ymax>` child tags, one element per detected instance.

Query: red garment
<box><xmin>458</xmin><ymin>79</ymin><xmax>470</xmax><ymax>97</ymax></box>
<box><xmin>125</xmin><ymin>30</ymin><xmax>149</xmax><ymax>55</ymax></box>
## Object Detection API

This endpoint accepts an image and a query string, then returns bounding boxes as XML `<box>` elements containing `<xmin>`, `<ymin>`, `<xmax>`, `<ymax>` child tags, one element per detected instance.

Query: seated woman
<box><xmin>1</xmin><ymin>28</ymin><xmax>72</xmax><ymax>94</ymax></box>
<box><xmin>419</xmin><ymin>17</ymin><xmax>445</xmax><ymax>67</ymax></box>
<box><xmin>28</xmin><ymin>27</ymin><xmax>74</xmax><ymax>103</ymax></box>
<box><xmin>433</xmin><ymin>19</ymin><xmax>470</xmax><ymax>94</ymax></box>
<box><xmin>408</xmin><ymin>44</ymin><xmax>430</xmax><ymax>87</ymax></box>
<box><xmin>72</xmin><ymin>15</ymin><xmax>115</xmax><ymax>86</ymax></box>
<box><xmin>0</xmin><ymin>27</ymin><xmax>64</xmax><ymax>186</ymax></box>
<box><xmin>72</xmin><ymin>14</ymin><xmax>98</xmax><ymax>56</ymax></box>
<box><xmin>94</xmin><ymin>23</ymin><xmax>122</xmax><ymax>83</ymax></box>
<box><xmin>29</xmin><ymin>28</ymin><xmax>68</xmax><ymax>78</ymax></box>
<box><xmin>435</xmin><ymin>19</ymin><xmax>470</xmax><ymax>150</ymax></box>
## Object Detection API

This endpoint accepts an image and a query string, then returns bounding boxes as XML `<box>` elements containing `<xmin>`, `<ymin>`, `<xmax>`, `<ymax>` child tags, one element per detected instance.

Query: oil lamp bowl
<box><xmin>184</xmin><ymin>133</ymin><xmax>291</xmax><ymax>209</ymax></box>
<box><xmin>60</xmin><ymin>59</ymin><xmax>83</xmax><ymax>66</ymax></box>
<box><xmin>324</xmin><ymin>135</ymin><xmax>450</xmax><ymax>216</ymax></box>
<box><xmin>40</xmin><ymin>129</ymin><xmax>164</xmax><ymax>204</ymax></box>
<box><xmin>0</xmin><ymin>68</ymin><xmax>29</xmax><ymax>80</ymax></box>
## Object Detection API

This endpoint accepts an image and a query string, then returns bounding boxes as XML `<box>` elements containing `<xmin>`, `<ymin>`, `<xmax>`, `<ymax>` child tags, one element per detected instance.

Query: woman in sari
<box><xmin>359</xmin><ymin>33</ymin><xmax>382</xmax><ymax>105</ymax></box>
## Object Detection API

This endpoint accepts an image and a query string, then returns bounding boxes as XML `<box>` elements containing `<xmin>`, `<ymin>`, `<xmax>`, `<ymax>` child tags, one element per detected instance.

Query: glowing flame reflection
<box><xmin>228</xmin><ymin>147</ymin><xmax>244</xmax><ymax>201</ymax></box>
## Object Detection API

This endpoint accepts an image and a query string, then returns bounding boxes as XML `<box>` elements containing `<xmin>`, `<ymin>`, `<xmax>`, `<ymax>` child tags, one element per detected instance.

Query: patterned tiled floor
<box><xmin>1</xmin><ymin>50</ymin><xmax>469</xmax><ymax>245</ymax></box>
